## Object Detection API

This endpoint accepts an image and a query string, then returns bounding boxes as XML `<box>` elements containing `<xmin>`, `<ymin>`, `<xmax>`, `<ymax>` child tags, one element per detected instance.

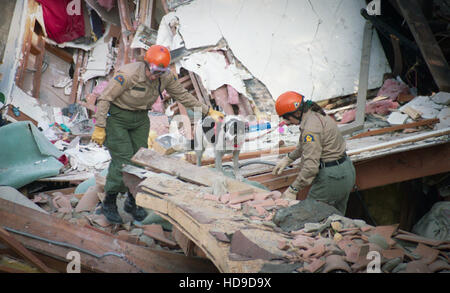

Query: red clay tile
<box><xmin>278</xmin><ymin>240</ymin><xmax>290</xmax><ymax>251</ymax></box>
<box><xmin>259</xmin><ymin>199</ymin><xmax>276</xmax><ymax>207</ymax></box>
<box><xmin>220</xmin><ymin>193</ymin><xmax>230</xmax><ymax>204</ymax></box>
<box><xmin>229</xmin><ymin>194</ymin><xmax>254</xmax><ymax>205</ymax></box>
<box><xmin>270</xmin><ymin>191</ymin><xmax>282</xmax><ymax>199</ymax></box>
<box><xmin>254</xmin><ymin>205</ymin><xmax>267</xmax><ymax>216</ymax></box>
<box><xmin>291</xmin><ymin>229</ymin><xmax>314</xmax><ymax>237</ymax></box>
<box><xmin>413</xmin><ymin>243</ymin><xmax>440</xmax><ymax>264</ymax></box>
<box><xmin>337</xmin><ymin>239</ymin><xmax>353</xmax><ymax>251</ymax></box>
<box><xmin>428</xmin><ymin>259</ymin><xmax>450</xmax><ymax>273</ymax></box>
<box><xmin>303</xmin><ymin>244</ymin><xmax>326</xmax><ymax>258</ymax></box>
<box><xmin>322</xmin><ymin>255</ymin><xmax>351</xmax><ymax>273</ymax></box>
<box><xmin>76</xmin><ymin>185</ymin><xmax>101</xmax><ymax>212</ymax></box>
<box><xmin>229</xmin><ymin>203</ymin><xmax>242</xmax><ymax>210</ymax></box>
<box><xmin>203</xmin><ymin>194</ymin><xmax>220</xmax><ymax>201</ymax></box>
<box><xmin>143</xmin><ymin>224</ymin><xmax>177</xmax><ymax>247</ymax></box>
<box><xmin>253</xmin><ymin>192</ymin><xmax>272</xmax><ymax>201</ymax></box>
<box><xmin>360</xmin><ymin>226</ymin><xmax>374</xmax><ymax>232</ymax></box>
<box><xmin>293</xmin><ymin>235</ymin><xmax>315</xmax><ymax>246</ymax></box>
<box><xmin>304</xmin><ymin>259</ymin><xmax>326</xmax><ymax>273</ymax></box>
<box><xmin>274</xmin><ymin>198</ymin><xmax>289</xmax><ymax>207</ymax></box>
<box><xmin>381</xmin><ymin>248</ymin><xmax>404</xmax><ymax>260</ymax></box>
<box><xmin>394</xmin><ymin>233</ymin><xmax>443</xmax><ymax>247</ymax></box>
<box><xmin>117</xmin><ymin>230</ymin><xmax>139</xmax><ymax>245</ymax></box>
<box><xmin>209</xmin><ymin>231</ymin><xmax>231</xmax><ymax>243</ymax></box>
<box><xmin>344</xmin><ymin>245</ymin><xmax>361</xmax><ymax>263</ymax></box>
<box><xmin>405</xmin><ymin>260</ymin><xmax>431</xmax><ymax>273</ymax></box>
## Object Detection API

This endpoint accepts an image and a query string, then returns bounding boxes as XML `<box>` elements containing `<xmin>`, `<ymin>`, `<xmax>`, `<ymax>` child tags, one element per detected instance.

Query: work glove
<box><xmin>208</xmin><ymin>107</ymin><xmax>224</xmax><ymax>122</ymax></box>
<box><xmin>281</xmin><ymin>185</ymin><xmax>298</xmax><ymax>200</ymax></box>
<box><xmin>91</xmin><ymin>126</ymin><xmax>106</xmax><ymax>146</ymax></box>
<box><xmin>272</xmin><ymin>155</ymin><xmax>294</xmax><ymax>175</ymax></box>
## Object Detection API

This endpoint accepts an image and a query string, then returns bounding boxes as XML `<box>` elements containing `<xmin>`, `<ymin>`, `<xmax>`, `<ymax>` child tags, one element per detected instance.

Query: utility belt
<box><xmin>319</xmin><ymin>153</ymin><xmax>348</xmax><ymax>169</ymax></box>
<box><xmin>111</xmin><ymin>103</ymin><xmax>148</xmax><ymax>113</ymax></box>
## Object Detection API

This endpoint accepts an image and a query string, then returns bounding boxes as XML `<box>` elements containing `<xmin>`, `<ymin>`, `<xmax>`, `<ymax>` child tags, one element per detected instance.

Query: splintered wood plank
<box><xmin>131</xmin><ymin>148</ymin><xmax>266</xmax><ymax>194</ymax></box>
<box><xmin>70</xmin><ymin>50</ymin><xmax>84</xmax><ymax>104</ymax></box>
<box><xmin>396</xmin><ymin>0</ymin><xmax>450</xmax><ymax>91</ymax></box>
<box><xmin>135</xmin><ymin>174</ymin><xmax>293</xmax><ymax>273</ymax></box>
<box><xmin>0</xmin><ymin>227</ymin><xmax>55</xmax><ymax>273</ymax></box>
<box><xmin>0</xmin><ymin>198</ymin><xmax>217</xmax><ymax>273</ymax></box>
<box><xmin>32</xmin><ymin>35</ymin><xmax>45</xmax><ymax>99</ymax></box>
<box><xmin>349</xmin><ymin>119</ymin><xmax>440</xmax><ymax>140</ymax></box>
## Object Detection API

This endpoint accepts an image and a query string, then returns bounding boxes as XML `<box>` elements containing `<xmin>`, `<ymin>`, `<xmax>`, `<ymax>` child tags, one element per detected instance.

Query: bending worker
<box><xmin>272</xmin><ymin>91</ymin><xmax>355</xmax><ymax>214</ymax></box>
<box><xmin>91</xmin><ymin>45</ymin><xmax>224</xmax><ymax>224</ymax></box>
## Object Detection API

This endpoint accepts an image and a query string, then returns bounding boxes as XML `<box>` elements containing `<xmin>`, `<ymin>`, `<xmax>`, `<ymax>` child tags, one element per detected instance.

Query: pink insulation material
<box><xmin>377</xmin><ymin>78</ymin><xmax>410</xmax><ymax>101</ymax></box>
<box><xmin>339</xmin><ymin>100</ymin><xmax>399</xmax><ymax>124</ymax></box>
<box><xmin>227</xmin><ymin>84</ymin><xmax>240</xmax><ymax>104</ymax></box>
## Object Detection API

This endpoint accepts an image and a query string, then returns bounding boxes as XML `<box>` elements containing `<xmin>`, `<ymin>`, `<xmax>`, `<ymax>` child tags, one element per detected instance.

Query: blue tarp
<box><xmin>0</xmin><ymin>121</ymin><xmax>63</xmax><ymax>188</ymax></box>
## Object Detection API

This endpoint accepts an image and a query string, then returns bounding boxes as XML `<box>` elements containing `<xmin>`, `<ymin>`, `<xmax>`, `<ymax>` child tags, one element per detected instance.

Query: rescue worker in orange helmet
<box><xmin>272</xmin><ymin>91</ymin><xmax>355</xmax><ymax>214</ymax></box>
<box><xmin>91</xmin><ymin>45</ymin><xmax>224</xmax><ymax>224</ymax></box>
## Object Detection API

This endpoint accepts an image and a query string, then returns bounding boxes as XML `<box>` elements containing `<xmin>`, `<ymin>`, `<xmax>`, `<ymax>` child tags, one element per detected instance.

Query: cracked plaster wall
<box><xmin>172</xmin><ymin>0</ymin><xmax>391</xmax><ymax>102</ymax></box>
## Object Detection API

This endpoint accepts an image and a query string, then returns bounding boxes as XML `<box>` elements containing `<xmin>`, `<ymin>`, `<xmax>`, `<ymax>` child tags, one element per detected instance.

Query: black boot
<box><xmin>102</xmin><ymin>193</ymin><xmax>123</xmax><ymax>224</ymax></box>
<box><xmin>124</xmin><ymin>193</ymin><xmax>148</xmax><ymax>221</ymax></box>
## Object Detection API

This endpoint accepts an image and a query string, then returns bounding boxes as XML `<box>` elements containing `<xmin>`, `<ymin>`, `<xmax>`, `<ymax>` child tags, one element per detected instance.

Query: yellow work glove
<box><xmin>91</xmin><ymin>126</ymin><xmax>106</xmax><ymax>146</ymax></box>
<box><xmin>208</xmin><ymin>107</ymin><xmax>224</xmax><ymax>122</ymax></box>
<box><xmin>282</xmin><ymin>186</ymin><xmax>298</xmax><ymax>200</ymax></box>
<box><xmin>272</xmin><ymin>155</ymin><xmax>294</xmax><ymax>175</ymax></box>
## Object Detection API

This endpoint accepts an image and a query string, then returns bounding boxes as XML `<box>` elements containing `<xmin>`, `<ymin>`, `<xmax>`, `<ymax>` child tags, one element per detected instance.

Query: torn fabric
<box><xmin>36</xmin><ymin>0</ymin><xmax>86</xmax><ymax>44</ymax></box>
<box><xmin>0</xmin><ymin>121</ymin><xmax>63</xmax><ymax>188</ymax></box>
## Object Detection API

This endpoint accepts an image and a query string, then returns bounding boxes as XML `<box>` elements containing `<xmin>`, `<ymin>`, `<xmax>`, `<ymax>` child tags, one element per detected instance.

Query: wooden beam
<box><xmin>15</xmin><ymin>0</ymin><xmax>38</xmax><ymax>89</ymax></box>
<box><xmin>348</xmin><ymin>128</ymin><xmax>450</xmax><ymax>156</ymax></box>
<box><xmin>353</xmin><ymin>142</ymin><xmax>450</xmax><ymax>191</ymax></box>
<box><xmin>45</xmin><ymin>43</ymin><xmax>73</xmax><ymax>64</ymax></box>
<box><xmin>132</xmin><ymin>148</ymin><xmax>267</xmax><ymax>194</ymax></box>
<box><xmin>193</xmin><ymin>72</ymin><xmax>211</xmax><ymax>106</ymax></box>
<box><xmin>0</xmin><ymin>227</ymin><xmax>55</xmax><ymax>273</ymax></box>
<box><xmin>6</xmin><ymin>105</ymin><xmax>38</xmax><ymax>126</ymax></box>
<box><xmin>349</xmin><ymin>118</ymin><xmax>440</xmax><ymax>140</ymax></box>
<box><xmin>31</xmin><ymin>35</ymin><xmax>45</xmax><ymax>99</ymax></box>
<box><xmin>396</xmin><ymin>0</ymin><xmax>450</xmax><ymax>91</ymax></box>
<box><xmin>118</xmin><ymin>0</ymin><xmax>134</xmax><ymax>32</ymax></box>
<box><xmin>185</xmin><ymin>145</ymin><xmax>297</xmax><ymax>166</ymax></box>
<box><xmin>0</xmin><ymin>198</ymin><xmax>218</xmax><ymax>273</ymax></box>
<box><xmin>135</xmin><ymin>174</ymin><xmax>299</xmax><ymax>273</ymax></box>
<box><xmin>247</xmin><ymin>142</ymin><xmax>450</xmax><ymax>193</ymax></box>
<box><xmin>70</xmin><ymin>50</ymin><xmax>84</xmax><ymax>104</ymax></box>
<box><xmin>161</xmin><ymin>0</ymin><xmax>169</xmax><ymax>14</ymax></box>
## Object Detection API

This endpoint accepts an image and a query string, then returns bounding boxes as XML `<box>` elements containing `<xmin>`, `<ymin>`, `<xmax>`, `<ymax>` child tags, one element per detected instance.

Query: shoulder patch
<box><xmin>303</xmin><ymin>133</ymin><xmax>315</xmax><ymax>143</ymax></box>
<box><xmin>114</xmin><ymin>74</ymin><xmax>125</xmax><ymax>86</ymax></box>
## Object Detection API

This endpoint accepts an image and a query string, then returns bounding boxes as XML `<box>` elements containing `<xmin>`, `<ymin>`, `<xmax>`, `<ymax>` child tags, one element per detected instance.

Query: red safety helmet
<box><xmin>144</xmin><ymin>45</ymin><xmax>171</xmax><ymax>68</ymax></box>
<box><xmin>275</xmin><ymin>91</ymin><xmax>304</xmax><ymax>116</ymax></box>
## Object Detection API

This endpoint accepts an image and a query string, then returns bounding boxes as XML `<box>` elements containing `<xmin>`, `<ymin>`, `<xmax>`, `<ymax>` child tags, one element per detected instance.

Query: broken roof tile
<box><xmin>413</xmin><ymin>243</ymin><xmax>440</xmax><ymax>264</ymax></box>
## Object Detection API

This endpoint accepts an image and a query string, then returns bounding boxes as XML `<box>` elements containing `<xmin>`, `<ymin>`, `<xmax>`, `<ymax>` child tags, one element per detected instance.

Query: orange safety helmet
<box><xmin>275</xmin><ymin>91</ymin><xmax>305</xmax><ymax>116</ymax></box>
<box><xmin>144</xmin><ymin>45</ymin><xmax>171</xmax><ymax>68</ymax></box>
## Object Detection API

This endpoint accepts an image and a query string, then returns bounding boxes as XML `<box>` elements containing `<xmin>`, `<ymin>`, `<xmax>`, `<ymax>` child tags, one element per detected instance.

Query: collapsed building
<box><xmin>0</xmin><ymin>0</ymin><xmax>449</xmax><ymax>274</ymax></box>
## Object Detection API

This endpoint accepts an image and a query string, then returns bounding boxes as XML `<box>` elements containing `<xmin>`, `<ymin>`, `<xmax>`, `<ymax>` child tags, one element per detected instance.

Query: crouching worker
<box><xmin>271</xmin><ymin>91</ymin><xmax>355</xmax><ymax>214</ymax></box>
<box><xmin>91</xmin><ymin>45</ymin><xmax>224</xmax><ymax>224</ymax></box>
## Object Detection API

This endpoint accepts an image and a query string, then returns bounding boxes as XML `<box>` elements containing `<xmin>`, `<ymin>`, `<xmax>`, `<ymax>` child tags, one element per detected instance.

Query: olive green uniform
<box><xmin>94</xmin><ymin>61</ymin><xmax>209</xmax><ymax>194</ymax></box>
<box><xmin>287</xmin><ymin>110</ymin><xmax>356</xmax><ymax>214</ymax></box>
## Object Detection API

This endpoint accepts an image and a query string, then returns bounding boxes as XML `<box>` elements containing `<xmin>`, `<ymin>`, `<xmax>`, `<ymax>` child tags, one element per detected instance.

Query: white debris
<box><xmin>432</xmin><ymin>92</ymin><xmax>450</xmax><ymax>106</ymax></box>
<box><xmin>387</xmin><ymin>111</ymin><xmax>409</xmax><ymax>125</ymax></box>
<box><xmin>436</xmin><ymin>107</ymin><xmax>450</xmax><ymax>130</ymax></box>
<box><xmin>399</xmin><ymin>96</ymin><xmax>443</xmax><ymax>119</ymax></box>
<box><xmin>64</xmin><ymin>143</ymin><xmax>111</xmax><ymax>172</ymax></box>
